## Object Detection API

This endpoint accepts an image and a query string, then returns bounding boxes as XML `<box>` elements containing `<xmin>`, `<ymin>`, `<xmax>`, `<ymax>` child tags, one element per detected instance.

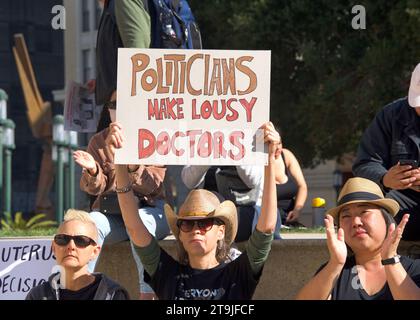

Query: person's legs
<box><xmin>129</xmin><ymin>200</ymin><xmax>169</xmax><ymax>299</ymax></box>
<box><xmin>88</xmin><ymin>211</ymin><xmax>129</xmax><ymax>272</ymax></box>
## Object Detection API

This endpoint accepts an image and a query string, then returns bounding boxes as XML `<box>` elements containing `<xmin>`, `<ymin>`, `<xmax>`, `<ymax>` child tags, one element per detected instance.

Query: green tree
<box><xmin>190</xmin><ymin>0</ymin><xmax>420</xmax><ymax>167</ymax></box>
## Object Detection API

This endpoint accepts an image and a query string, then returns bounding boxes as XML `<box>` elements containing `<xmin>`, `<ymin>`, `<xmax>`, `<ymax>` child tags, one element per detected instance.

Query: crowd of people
<box><xmin>25</xmin><ymin>0</ymin><xmax>420</xmax><ymax>300</ymax></box>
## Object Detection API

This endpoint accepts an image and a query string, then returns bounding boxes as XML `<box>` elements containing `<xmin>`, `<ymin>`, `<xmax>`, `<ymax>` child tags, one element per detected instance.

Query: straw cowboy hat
<box><xmin>164</xmin><ymin>189</ymin><xmax>238</xmax><ymax>245</ymax></box>
<box><xmin>326</xmin><ymin>177</ymin><xmax>400</xmax><ymax>219</ymax></box>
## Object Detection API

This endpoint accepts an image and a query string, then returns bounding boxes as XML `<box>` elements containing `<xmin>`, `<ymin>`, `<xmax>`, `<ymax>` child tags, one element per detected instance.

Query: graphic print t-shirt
<box><xmin>144</xmin><ymin>250</ymin><xmax>261</xmax><ymax>300</ymax></box>
<box><xmin>317</xmin><ymin>255</ymin><xmax>420</xmax><ymax>300</ymax></box>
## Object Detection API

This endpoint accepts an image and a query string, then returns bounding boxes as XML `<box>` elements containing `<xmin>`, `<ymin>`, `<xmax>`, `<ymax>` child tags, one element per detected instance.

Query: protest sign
<box><xmin>0</xmin><ymin>238</ymin><xmax>56</xmax><ymax>300</ymax></box>
<box><xmin>116</xmin><ymin>49</ymin><xmax>271</xmax><ymax>165</ymax></box>
<box><xmin>64</xmin><ymin>81</ymin><xmax>102</xmax><ymax>132</ymax></box>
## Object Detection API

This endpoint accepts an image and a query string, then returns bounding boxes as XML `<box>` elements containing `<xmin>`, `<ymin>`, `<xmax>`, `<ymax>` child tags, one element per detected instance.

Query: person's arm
<box><xmin>78</xmin><ymin>137</ymin><xmax>109</xmax><ymax>196</ymax></box>
<box><xmin>115</xmin><ymin>164</ymin><xmax>152</xmax><ymax>247</ymax></box>
<box><xmin>381</xmin><ymin>214</ymin><xmax>420</xmax><ymax>300</ymax></box>
<box><xmin>352</xmin><ymin>106</ymin><xmax>392</xmax><ymax>187</ymax></box>
<box><xmin>129</xmin><ymin>165</ymin><xmax>166</xmax><ymax>196</ymax></box>
<box><xmin>181</xmin><ymin>165</ymin><xmax>210</xmax><ymax>189</ymax></box>
<box><xmin>115</xmin><ymin>0</ymin><xmax>151</xmax><ymax>48</ymax></box>
<box><xmin>255</xmin><ymin>123</ymin><xmax>278</xmax><ymax>234</ymax></box>
<box><xmin>283</xmin><ymin>149</ymin><xmax>307</xmax><ymax>222</ymax></box>
<box><xmin>244</xmin><ymin>122</ymin><xmax>279</xmax><ymax>274</ymax></box>
<box><xmin>295</xmin><ymin>215</ymin><xmax>347</xmax><ymax>300</ymax></box>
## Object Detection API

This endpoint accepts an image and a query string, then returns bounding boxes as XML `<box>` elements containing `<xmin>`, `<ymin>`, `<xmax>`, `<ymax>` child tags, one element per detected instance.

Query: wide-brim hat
<box><xmin>408</xmin><ymin>63</ymin><xmax>420</xmax><ymax>108</ymax></box>
<box><xmin>326</xmin><ymin>177</ymin><xmax>400</xmax><ymax>219</ymax></box>
<box><xmin>164</xmin><ymin>189</ymin><xmax>238</xmax><ymax>245</ymax></box>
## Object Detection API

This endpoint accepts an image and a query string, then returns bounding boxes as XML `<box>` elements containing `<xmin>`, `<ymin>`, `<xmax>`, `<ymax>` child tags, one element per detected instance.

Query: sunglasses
<box><xmin>176</xmin><ymin>218</ymin><xmax>224</xmax><ymax>233</ymax></box>
<box><xmin>54</xmin><ymin>234</ymin><xmax>97</xmax><ymax>248</ymax></box>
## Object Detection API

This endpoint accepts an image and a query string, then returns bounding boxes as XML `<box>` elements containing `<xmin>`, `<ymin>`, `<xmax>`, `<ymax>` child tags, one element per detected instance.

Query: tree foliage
<box><xmin>190</xmin><ymin>0</ymin><xmax>420</xmax><ymax>167</ymax></box>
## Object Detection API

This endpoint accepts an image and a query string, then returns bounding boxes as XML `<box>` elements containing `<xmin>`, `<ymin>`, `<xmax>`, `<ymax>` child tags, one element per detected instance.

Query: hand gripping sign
<box><xmin>115</xmin><ymin>49</ymin><xmax>271</xmax><ymax>165</ymax></box>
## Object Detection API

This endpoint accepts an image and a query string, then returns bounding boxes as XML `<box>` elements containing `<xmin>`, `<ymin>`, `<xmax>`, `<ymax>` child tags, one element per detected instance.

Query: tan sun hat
<box><xmin>326</xmin><ymin>177</ymin><xmax>400</xmax><ymax>219</ymax></box>
<box><xmin>408</xmin><ymin>63</ymin><xmax>420</xmax><ymax>108</ymax></box>
<box><xmin>164</xmin><ymin>189</ymin><xmax>238</xmax><ymax>245</ymax></box>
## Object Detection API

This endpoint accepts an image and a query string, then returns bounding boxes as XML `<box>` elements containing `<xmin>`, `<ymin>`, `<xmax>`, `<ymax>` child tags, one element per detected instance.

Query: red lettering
<box><xmin>138</xmin><ymin>129</ymin><xmax>155</xmax><ymax>159</ymax></box>
<box><xmin>148</xmin><ymin>99</ymin><xmax>160</xmax><ymax>120</ymax></box>
<box><xmin>226</xmin><ymin>98</ymin><xmax>239</xmax><ymax>121</ymax></box>
<box><xmin>213</xmin><ymin>131</ymin><xmax>227</xmax><ymax>158</ymax></box>
<box><xmin>156</xmin><ymin>131</ymin><xmax>171</xmax><ymax>156</ymax></box>
<box><xmin>192</xmin><ymin>99</ymin><xmax>200</xmax><ymax>120</ymax></box>
<box><xmin>172</xmin><ymin>131</ymin><xmax>185</xmax><ymax>156</ymax></box>
<box><xmin>229</xmin><ymin>131</ymin><xmax>245</xmax><ymax>160</ymax></box>
<box><xmin>239</xmin><ymin>97</ymin><xmax>257</xmax><ymax>122</ymax></box>
<box><xmin>197</xmin><ymin>131</ymin><xmax>212</xmax><ymax>158</ymax></box>
<box><xmin>201</xmin><ymin>100</ymin><xmax>212</xmax><ymax>119</ymax></box>
<box><xmin>186</xmin><ymin>130</ymin><xmax>202</xmax><ymax>157</ymax></box>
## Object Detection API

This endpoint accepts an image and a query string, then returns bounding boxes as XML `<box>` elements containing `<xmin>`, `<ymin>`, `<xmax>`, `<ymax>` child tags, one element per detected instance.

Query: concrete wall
<box><xmin>96</xmin><ymin>239</ymin><xmax>420</xmax><ymax>300</ymax></box>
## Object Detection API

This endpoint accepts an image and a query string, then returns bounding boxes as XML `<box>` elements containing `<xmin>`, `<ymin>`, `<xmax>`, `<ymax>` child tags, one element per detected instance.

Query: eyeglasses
<box><xmin>176</xmin><ymin>218</ymin><xmax>224</xmax><ymax>233</ymax></box>
<box><xmin>54</xmin><ymin>234</ymin><xmax>97</xmax><ymax>248</ymax></box>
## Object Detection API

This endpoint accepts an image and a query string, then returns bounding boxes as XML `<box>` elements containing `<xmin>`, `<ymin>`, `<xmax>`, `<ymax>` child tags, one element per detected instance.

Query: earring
<box><xmin>217</xmin><ymin>240</ymin><xmax>223</xmax><ymax>250</ymax></box>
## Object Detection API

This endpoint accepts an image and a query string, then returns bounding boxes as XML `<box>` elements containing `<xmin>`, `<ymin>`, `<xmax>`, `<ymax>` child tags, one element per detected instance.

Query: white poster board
<box><xmin>0</xmin><ymin>238</ymin><xmax>56</xmax><ymax>300</ymax></box>
<box><xmin>116</xmin><ymin>49</ymin><xmax>271</xmax><ymax>165</ymax></box>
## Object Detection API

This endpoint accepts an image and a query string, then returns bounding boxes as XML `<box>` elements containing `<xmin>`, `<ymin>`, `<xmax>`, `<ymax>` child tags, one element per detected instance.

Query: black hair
<box><xmin>96</xmin><ymin>105</ymin><xmax>111</xmax><ymax>133</ymax></box>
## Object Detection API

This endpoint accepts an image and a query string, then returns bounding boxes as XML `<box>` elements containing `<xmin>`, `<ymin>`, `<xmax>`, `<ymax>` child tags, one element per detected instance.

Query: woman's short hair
<box><xmin>59</xmin><ymin>209</ymin><xmax>98</xmax><ymax>240</ymax></box>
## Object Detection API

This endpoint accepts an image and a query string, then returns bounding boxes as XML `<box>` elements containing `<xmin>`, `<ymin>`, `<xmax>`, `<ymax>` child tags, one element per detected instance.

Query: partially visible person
<box><xmin>26</xmin><ymin>209</ymin><xmax>129</xmax><ymax>300</ymax></box>
<box><xmin>181</xmin><ymin>165</ymin><xmax>264</xmax><ymax>241</ymax></box>
<box><xmin>353</xmin><ymin>63</ymin><xmax>420</xmax><ymax>240</ymax></box>
<box><xmin>74</xmin><ymin>118</ymin><xmax>169</xmax><ymax>300</ymax></box>
<box><xmin>95</xmin><ymin>0</ymin><xmax>150</xmax><ymax>108</ymax></box>
<box><xmin>272</xmin><ymin>128</ymin><xmax>307</xmax><ymax>227</ymax></box>
<box><xmin>296</xmin><ymin>177</ymin><xmax>420</xmax><ymax>300</ymax></box>
<box><xmin>112</xmin><ymin>121</ymin><xmax>280</xmax><ymax>300</ymax></box>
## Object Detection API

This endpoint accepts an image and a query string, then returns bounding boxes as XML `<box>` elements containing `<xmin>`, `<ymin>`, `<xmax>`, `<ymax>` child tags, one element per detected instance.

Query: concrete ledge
<box><xmin>96</xmin><ymin>239</ymin><xmax>420</xmax><ymax>300</ymax></box>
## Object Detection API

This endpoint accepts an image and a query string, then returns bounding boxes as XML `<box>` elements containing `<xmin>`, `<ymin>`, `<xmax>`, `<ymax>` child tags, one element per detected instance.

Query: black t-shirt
<box><xmin>145</xmin><ymin>250</ymin><xmax>261</xmax><ymax>300</ymax></box>
<box><xmin>317</xmin><ymin>255</ymin><xmax>420</xmax><ymax>300</ymax></box>
<box><xmin>59</xmin><ymin>274</ymin><xmax>101</xmax><ymax>300</ymax></box>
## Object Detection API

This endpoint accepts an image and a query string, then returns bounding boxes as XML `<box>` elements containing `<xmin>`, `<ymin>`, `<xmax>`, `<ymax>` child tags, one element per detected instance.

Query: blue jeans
<box><xmin>88</xmin><ymin>199</ymin><xmax>170</xmax><ymax>293</ymax></box>
<box><xmin>252</xmin><ymin>205</ymin><xmax>282</xmax><ymax>239</ymax></box>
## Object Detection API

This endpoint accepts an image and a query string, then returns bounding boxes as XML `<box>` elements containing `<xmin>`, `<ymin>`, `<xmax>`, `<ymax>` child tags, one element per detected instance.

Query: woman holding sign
<box><xmin>110</xmin><ymin>121</ymin><xmax>279</xmax><ymax>300</ymax></box>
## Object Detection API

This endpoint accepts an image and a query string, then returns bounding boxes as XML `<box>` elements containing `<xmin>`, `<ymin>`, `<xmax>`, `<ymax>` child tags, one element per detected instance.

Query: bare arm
<box><xmin>255</xmin><ymin>123</ymin><xmax>280</xmax><ymax>234</ymax></box>
<box><xmin>381</xmin><ymin>214</ymin><xmax>420</xmax><ymax>299</ymax></box>
<box><xmin>115</xmin><ymin>165</ymin><xmax>152</xmax><ymax>247</ymax></box>
<box><xmin>295</xmin><ymin>215</ymin><xmax>347</xmax><ymax>299</ymax></box>
<box><xmin>283</xmin><ymin>149</ymin><xmax>308</xmax><ymax>222</ymax></box>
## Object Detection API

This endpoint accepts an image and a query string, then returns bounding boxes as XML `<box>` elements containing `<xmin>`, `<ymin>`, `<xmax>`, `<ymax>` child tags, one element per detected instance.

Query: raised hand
<box><xmin>260</xmin><ymin>122</ymin><xmax>281</xmax><ymax>158</ymax></box>
<box><xmin>325</xmin><ymin>214</ymin><xmax>347</xmax><ymax>266</ymax></box>
<box><xmin>105</xmin><ymin>122</ymin><xmax>124</xmax><ymax>154</ymax></box>
<box><xmin>381</xmin><ymin>214</ymin><xmax>409</xmax><ymax>260</ymax></box>
<box><xmin>73</xmin><ymin>150</ymin><xmax>97</xmax><ymax>175</ymax></box>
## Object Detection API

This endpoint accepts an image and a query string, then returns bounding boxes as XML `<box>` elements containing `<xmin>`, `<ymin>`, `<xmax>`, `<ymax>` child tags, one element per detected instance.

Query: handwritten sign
<box><xmin>116</xmin><ymin>49</ymin><xmax>271</xmax><ymax>165</ymax></box>
<box><xmin>0</xmin><ymin>238</ymin><xmax>56</xmax><ymax>300</ymax></box>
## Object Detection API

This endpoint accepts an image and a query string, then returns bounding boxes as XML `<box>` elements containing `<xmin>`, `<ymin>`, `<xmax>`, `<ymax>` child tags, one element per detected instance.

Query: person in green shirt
<box><xmin>110</xmin><ymin>121</ymin><xmax>280</xmax><ymax>299</ymax></box>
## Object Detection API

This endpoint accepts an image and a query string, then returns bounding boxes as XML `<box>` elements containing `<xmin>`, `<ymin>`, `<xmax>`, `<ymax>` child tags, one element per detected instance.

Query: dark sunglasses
<box><xmin>176</xmin><ymin>218</ymin><xmax>224</xmax><ymax>233</ymax></box>
<box><xmin>54</xmin><ymin>234</ymin><xmax>97</xmax><ymax>248</ymax></box>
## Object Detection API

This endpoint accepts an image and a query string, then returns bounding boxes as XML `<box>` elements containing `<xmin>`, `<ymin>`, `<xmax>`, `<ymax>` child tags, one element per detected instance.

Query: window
<box><xmin>82</xmin><ymin>0</ymin><xmax>90</xmax><ymax>32</ymax></box>
<box><xmin>95</xmin><ymin>1</ymin><xmax>103</xmax><ymax>30</ymax></box>
<box><xmin>82</xmin><ymin>49</ymin><xmax>91</xmax><ymax>82</ymax></box>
